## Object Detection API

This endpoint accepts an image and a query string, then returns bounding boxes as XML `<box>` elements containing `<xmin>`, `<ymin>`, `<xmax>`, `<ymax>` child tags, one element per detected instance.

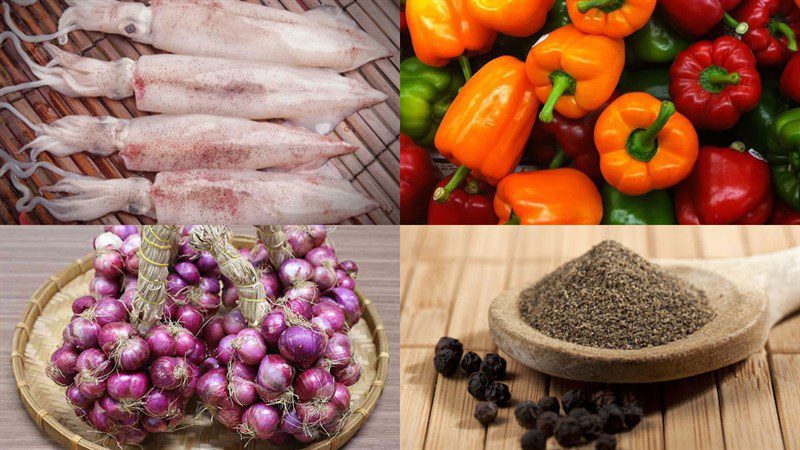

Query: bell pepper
<box><xmin>427</xmin><ymin>175</ymin><xmax>498</xmax><ymax>224</ymax></box>
<box><xmin>628</xmin><ymin>12</ymin><xmax>690</xmax><ymax>64</ymax></box>
<box><xmin>660</xmin><ymin>0</ymin><xmax>750</xmax><ymax>38</ymax></box>
<box><xmin>781</xmin><ymin>53</ymin><xmax>800</xmax><ymax>102</ymax></box>
<box><xmin>400</xmin><ymin>58</ymin><xmax>465</xmax><ymax>148</ymax></box>
<box><xmin>674</xmin><ymin>143</ymin><xmax>774</xmax><ymax>224</ymax></box>
<box><xmin>406</xmin><ymin>0</ymin><xmax>496</xmax><ymax>67</ymax></box>
<box><xmin>565</xmin><ymin>0</ymin><xmax>656</xmax><ymax>38</ymax></box>
<box><xmin>543</xmin><ymin>0</ymin><xmax>573</xmax><ymax>33</ymax></box>
<box><xmin>594</xmin><ymin>93</ymin><xmax>699</xmax><ymax>195</ymax></box>
<box><xmin>491</xmin><ymin>0</ymin><xmax>571</xmax><ymax>61</ymax></box>
<box><xmin>670</xmin><ymin>36</ymin><xmax>762</xmax><ymax>131</ymax></box>
<box><xmin>601</xmin><ymin>184</ymin><xmax>677</xmax><ymax>224</ymax></box>
<box><xmin>767</xmin><ymin>108</ymin><xmax>800</xmax><ymax>210</ymax></box>
<box><xmin>525</xmin><ymin>24</ymin><xmax>625</xmax><ymax>123</ymax></box>
<box><xmin>401</xmin><ymin>135</ymin><xmax>442</xmax><ymax>224</ymax></box>
<box><xmin>735</xmin><ymin>75</ymin><xmax>790</xmax><ymax>155</ymax></box>
<box><xmin>769</xmin><ymin>199</ymin><xmax>800</xmax><ymax>223</ymax></box>
<box><xmin>466</xmin><ymin>0</ymin><xmax>555</xmax><ymax>37</ymax></box>
<box><xmin>732</xmin><ymin>0</ymin><xmax>799</xmax><ymax>66</ymax></box>
<box><xmin>434</xmin><ymin>56</ymin><xmax>539</xmax><ymax>201</ymax></box>
<box><xmin>618</xmin><ymin>69</ymin><xmax>671</xmax><ymax>100</ymax></box>
<box><xmin>494</xmin><ymin>168</ymin><xmax>603</xmax><ymax>224</ymax></box>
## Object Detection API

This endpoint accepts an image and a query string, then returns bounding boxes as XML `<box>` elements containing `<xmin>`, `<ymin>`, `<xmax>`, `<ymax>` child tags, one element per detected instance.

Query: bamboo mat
<box><xmin>0</xmin><ymin>0</ymin><xmax>400</xmax><ymax>225</ymax></box>
<box><xmin>400</xmin><ymin>226</ymin><xmax>800</xmax><ymax>450</ymax></box>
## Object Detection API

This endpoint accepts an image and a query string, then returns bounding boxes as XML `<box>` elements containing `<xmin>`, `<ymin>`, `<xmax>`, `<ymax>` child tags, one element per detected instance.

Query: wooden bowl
<box><xmin>10</xmin><ymin>235</ymin><xmax>388</xmax><ymax>449</ymax></box>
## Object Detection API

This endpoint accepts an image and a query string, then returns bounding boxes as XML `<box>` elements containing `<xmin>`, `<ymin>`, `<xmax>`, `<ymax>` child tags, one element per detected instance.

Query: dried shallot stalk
<box><xmin>130</xmin><ymin>225</ymin><xmax>179</xmax><ymax>334</ymax></box>
<box><xmin>256</xmin><ymin>225</ymin><xmax>293</xmax><ymax>270</ymax></box>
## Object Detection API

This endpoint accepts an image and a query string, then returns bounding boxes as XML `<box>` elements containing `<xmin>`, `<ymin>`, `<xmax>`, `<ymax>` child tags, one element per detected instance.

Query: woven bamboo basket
<box><xmin>10</xmin><ymin>235</ymin><xmax>389</xmax><ymax>449</ymax></box>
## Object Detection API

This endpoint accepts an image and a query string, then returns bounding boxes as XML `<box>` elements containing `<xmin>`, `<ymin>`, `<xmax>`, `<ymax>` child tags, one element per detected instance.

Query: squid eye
<box><xmin>124</xmin><ymin>23</ymin><xmax>136</xmax><ymax>35</ymax></box>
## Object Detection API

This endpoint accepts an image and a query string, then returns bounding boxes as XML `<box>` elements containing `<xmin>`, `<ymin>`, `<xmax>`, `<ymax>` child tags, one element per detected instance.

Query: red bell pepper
<box><xmin>769</xmin><ymin>199</ymin><xmax>800</xmax><ymax>223</ymax></box>
<box><xmin>400</xmin><ymin>134</ymin><xmax>441</xmax><ymax>224</ymax></box>
<box><xmin>427</xmin><ymin>174</ymin><xmax>498</xmax><ymax>224</ymax></box>
<box><xmin>781</xmin><ymin>53</ymin><xmax>800</xmax><ymax>102</ymax></box>
<box><xmin>674</xmin><ymin>143</ymin><xmax>774</xmax><ymax>224</ymax></box>
<box><xmin>660</xmin><ymin>0</ymin><xmax>749</xmax><ymax>38</ymax></box>
<box><xmin>732</xmin><ymin>0</ymin><xmax>800</xmax><ymax>66</ymax></box>
<box><xmin>670</xmin><ymin>36</ymin><xmax>762</xmax><ymax>131</ymax></box>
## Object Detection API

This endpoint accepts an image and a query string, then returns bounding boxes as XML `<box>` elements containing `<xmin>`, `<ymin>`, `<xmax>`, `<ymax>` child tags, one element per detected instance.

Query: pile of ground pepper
<box><xmin>520</xmin><ymin>240</ymin><xmax>715</xmax><ymax>350</ymax></box>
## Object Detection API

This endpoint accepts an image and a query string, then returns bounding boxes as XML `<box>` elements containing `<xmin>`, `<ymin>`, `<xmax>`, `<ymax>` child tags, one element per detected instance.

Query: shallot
<box><xmin>239</xmin><ymin>403</ymin><xmax>281</xmax><ymax>440</ymax></box>
<box><xmin>278</xmin><ymin>326</ymin><xmax>327</xmax><ymax>369</ymax></box>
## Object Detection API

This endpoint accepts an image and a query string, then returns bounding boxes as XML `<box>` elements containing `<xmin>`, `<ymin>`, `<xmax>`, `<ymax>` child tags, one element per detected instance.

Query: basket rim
<box><xmin>10</xmin><ymin>235</ymin><xmax>389</xmax><ymax>450</ymax></box>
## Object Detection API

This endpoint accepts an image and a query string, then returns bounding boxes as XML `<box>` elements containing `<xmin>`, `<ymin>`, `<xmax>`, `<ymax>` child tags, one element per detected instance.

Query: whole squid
<box><xmin>2</xmin><ymin>103</ymin><xmax>357</xmax><ymax>171</ymax></box>
<box><xmin>0</xmin><ymin>32</ymin><xmax>387</xmax><ymax>134</ymax></box>
<box><xmin>4</xmin><ymin>0</ymin><xmax>390</xmax><ymax>72</ymax></box>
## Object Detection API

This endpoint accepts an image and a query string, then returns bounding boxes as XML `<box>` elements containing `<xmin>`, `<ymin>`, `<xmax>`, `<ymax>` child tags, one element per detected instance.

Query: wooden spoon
<box><xmin>488</xmin><ymin>247</ymin><xmax>800</xmax><ymax>383</ymax></box>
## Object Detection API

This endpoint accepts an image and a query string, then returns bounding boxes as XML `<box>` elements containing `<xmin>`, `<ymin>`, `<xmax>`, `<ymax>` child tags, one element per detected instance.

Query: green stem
<box><xmin>577</xmin><ymin>0</ymin><xmax>621</xmax><ymax>14</ymax></box>
<box><xmin>504</xmin><ymin>211</ymin><xmax>521</xmax><ymax>225</ymax></box>
<box><xmin>626</xmin><ymin>101</ymin><xmax>676</xmax><ymax>162</ymax></box>
<box><xmin>730</xmin><ymin>141</ymin><xmax>746</xmax><ymax>152</ymax></box>
<box><xmin>705</xmin><ymin>71</ymin><xmax>740</xmax><ymax>85</ymax></box>
<box><xmin>549</xmin><ymin>146</ymin><xmax>568</xmax><ymax>169</ymax></box>
<box><xmin>700</xmin><ymin>65</ymin><xmax>740</xmax><ymax>93</ymax></box>
<box><xmin>772</xmin><ymin>20</ymin><xmax>798</xmax><ymax>52</ymax></box>
<box><xmin>723</xmin><ymin>12</ymin><xmax>749</xmax><ymax>35</ymax></box>
<box><xmin>539</xmin><ymin>72</ymin><xmax>574</xmax><ymax>124</ymax></box>
<box><xmin>459</xmin><ymin>55</ymin><xmax>472</xmax><ymax>82</ymax></box>
<box><xmin>433</xmin><ymin>165</ymin><xmax>470</xmax><ymax>204</ymax></box>
<box><xmin>464</xmin><ymin>178</ymin><xmax>480</xmax><ymax>195</ymax></box>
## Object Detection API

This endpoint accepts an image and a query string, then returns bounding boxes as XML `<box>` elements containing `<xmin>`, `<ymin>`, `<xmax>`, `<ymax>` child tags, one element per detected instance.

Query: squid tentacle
<box><xmin>2</xmin><ymin>3</ymin><xmax>76</xmax><ymax>43</ymax></box>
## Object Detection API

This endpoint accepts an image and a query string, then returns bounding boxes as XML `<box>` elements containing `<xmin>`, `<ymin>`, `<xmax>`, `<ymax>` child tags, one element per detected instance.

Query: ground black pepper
<box><xmin>484</xmin><ymin>382</ymin><xmax>511</xmax><ymax>406</ymax></box>
<box><xmin>623</xmin><ymin>404</ymin><xmax>644</xmax><ymax>429</ymax></box>
<box><xmin>554</xmin><ymin>416</ymin><xmax>582</xmax><ymax>447</ymax></box>
<box><xmin>596</xmin><ymin>433</ymin><xmax>617</xmax><ymax>450</ymax></box>
<box><xmin>468</xmin><ymin>372</ymin><xmax>491</xmax><ymax>400</ymax></box>
<box><xmin>481</xmin><ymin>353</ymin><xmax>507</xmax><ymax>380</ymax></box>
<box><xmin>537</xmin><ymin>396</ymin><xmax>560</xmax><ymax>415</ymax></box>
<box><xmin>579</xmin><ymin>414</ymin><xmax>605</xmax><ymax>441</ymax></box>
<box><xmin>474</xmin><ymin>401</ymin><xmax>498</xmax><ymax>425</ymax></box>
<box><xmin>599</xmin><ymin>404</ymin><xmax>625</xmax><ymax>433</ymax></box>
<box><xmin>433</xmin><ymin>348</ymin><xmax>460</xmax><ymax>376</ymax></box>
<box><xmin>519</xmin><ymin>240</ymin><xmax>716</xmax><ymax>349</ymax></box>
<box><xmin>562</xmin><ymin>389</ymin><xmax>588</xmax><ymax>414</ymax></box>
<box><xmin>461</xmin><ymin>351</ymin><xmax>482</xmax><ymax>374</ymax></box>
<box><xmin>520</xmin><ymin>429</ymin><xmax>547</xmax><ymax>450</ymax></box>
<box><xmin>515</xmin><ymin>400</ymin><xmax>541</xmax><ymax>428</ymax></box>
<box><xmin>535</xmin><ymin>411</ymin><xmax>559</xmax><ymax>437</ymax></box>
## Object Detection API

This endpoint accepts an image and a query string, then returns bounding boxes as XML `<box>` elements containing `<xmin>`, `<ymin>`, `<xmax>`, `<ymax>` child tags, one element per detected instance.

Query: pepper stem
<box><xmin>549</xmin><ymin>146</ymin><xmax>568</xmax><ymax>169</ymax></box>
<box><xmin>723</xmin><ymin>12</ymin><xmax>749</xmax><ymax>35</ymax></box>
<box><xmin>433</xmin><ymin>165</ymin><xmax>471</xmax><ymax>204</ymax></box>
<box><xmin>700</xmin><ymin>65</ymin><xmax>741</xmax><ymax>93</ymax></box>
<box><xmin>771</xmin><ymin>20</ymin><xmax>798</xmax><ymax>52</ymax></box>
<box><xmin>705</xmin><ymin>71</ymin><xmax>740</xmax><ymax>85</ymax></box>
<box><xmin>459</xmin><ymin>55</ymin><xmax>473</xmax><ymax>82</ymax></box>
<box><xmin>730</xmin><ymin>141</ymin><xmax>746</xmax><ymax>152</ymax></box>
<box><xmin>626</xmin><ymin>101</ymin><xmax>676</xmax><ymax>163</ymax></box>
<box><xmin>577</xmin><ymin>0</ymin><xmax>622</xmax><ymax>14</ymax></box>
<box><xmin>540</xmin><ymin>72</ymin><xmax>574</xmax><ymax>123</ymax></box>
<box><xmin>504</xmin><ymin>211</ymin><xmax>521</xmax><ymax>225</ymax></box>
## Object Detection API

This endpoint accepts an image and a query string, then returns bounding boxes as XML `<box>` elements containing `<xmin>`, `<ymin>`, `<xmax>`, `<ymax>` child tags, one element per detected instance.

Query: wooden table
<box><xmin>0</xmin><ymin>225</ymin><xmax>399</xmax><ymax>449</ymax></box>
<box><xmin>400</xmin><ymin>226</ymin><xmax>800</xmax><ymax>450</ymax></box>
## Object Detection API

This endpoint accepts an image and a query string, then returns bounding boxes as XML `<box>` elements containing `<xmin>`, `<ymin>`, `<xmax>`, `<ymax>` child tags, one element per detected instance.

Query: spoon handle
<box><xmin>656</xmin><ymin>247</ymin><xmax>800</xmax><ymax>328</ymax></box>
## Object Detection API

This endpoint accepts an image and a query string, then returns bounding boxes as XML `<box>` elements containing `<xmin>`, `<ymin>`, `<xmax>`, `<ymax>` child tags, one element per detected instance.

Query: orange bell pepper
<box><xmin>494</xmin><ymin>169</ymin><xmax>603</xmax><ymax>224</ymax></box>
<box><xmin>466</xmin><ymin>0</ymin><xmax>556</xmax><ymax>37</ymax></box>
<box><xmin>406</xmin><ymin>0</ymin><xmax>496</xmax><ymax>67</ymax></box>
<box><xmin>434</xmin><ymin>56</ymin><xmax>539</xmax><ymax>202</ymax></box>
<box><xmin>565</xmin><ymin>0</ymin><xmax>656</xmax><ymax>38</ymax></box>
<box><xmin>594</xmin><ymin>92</ymin><xmax>699</xmax><ymax>195</ymax></box>
<box><xmin>525</xmin><ymin>24</ymin><xmax>625</xmax><ymax>123</ymax></box>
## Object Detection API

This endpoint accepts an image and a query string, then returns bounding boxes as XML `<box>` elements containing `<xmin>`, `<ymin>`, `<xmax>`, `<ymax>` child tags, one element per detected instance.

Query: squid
<box><xmin>1</xmin><ymin>103</ymin><xmax>357</xmax><ymax>171</ymax></box>
<box><xmin>0</xmin><ymin>32</ymin><xmax>387</xmax><ymax>134</ymax></box>
<box><xmin>4</xmin><ymin>0</ymin><xmax>391</xmax><ymax>72</ymax></box>
<box><xmin>0</xmin><ymin>156</ymin><xmax>379</xmax><ymax>224</ymax></box>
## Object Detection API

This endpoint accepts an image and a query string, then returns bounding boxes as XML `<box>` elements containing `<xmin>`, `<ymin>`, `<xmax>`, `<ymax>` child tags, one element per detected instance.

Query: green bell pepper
<box><xmin>601</xmin><ymin>184</ymin><xmax>677</xmax><ymax>225</ymax></box>
<box><xmin>400</xmin><ymin>57</ymin><xmax>465</xmax><ymax>147</ymax></box>
<box><xmin>628</xmin><ymin>13</ymin><xmax>689</xmax><ymax>65</ymax></box>
<box><xmin>767</xmin><ymin>108</ymin><xmax>800</xmax><ymax>211</ymax></box>
<box><xmin>736</xmin><ymin>76</ymin><xmax>790</xmax><ymax>155</ymax></box>
<box><xmin>542</xmin><ymin>0</ymin><xmax>570</xmax><ymax>34</ymax></box>
<box><xmin>618</xmin><ymin>68</ymin><xmax>671</xmax><ymax>101</ymax></box>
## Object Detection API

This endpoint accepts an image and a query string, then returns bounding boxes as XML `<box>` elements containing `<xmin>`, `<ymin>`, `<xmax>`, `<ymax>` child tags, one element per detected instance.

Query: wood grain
<box><xmin>0</xmin><ymin>225</ymin><xmax>400</xmax><ymax>449</ymax></box>
<box><xmin>400</xmin><ymin>225</ymin><xmax>800</xmax><ymax>450</ymax></box>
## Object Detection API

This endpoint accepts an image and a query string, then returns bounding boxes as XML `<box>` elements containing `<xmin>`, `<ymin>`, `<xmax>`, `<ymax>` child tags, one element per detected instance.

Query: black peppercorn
<box><xmin>537</xmin><ymin>395</ymin><xmax>560</xmax><ymax>415</ymax></box>
<box><xmin>484</xmin><ymin>382</ymin><xmax>511</xmax><ymax>406</ymax></box>
<box><xmin>554</xmin><ymin>416</ymin><xmax>583</xmax><ymax>447</ymax></box>
<box><xmin>535</xmin><ymin>411</ymin><xmax>559</xmax><ymax>437</ymax></box>
<box><xmin>461</xmin><ymin>351</ymin><xmax>482</xmax><ymax>374</ymax></box>
<box><xmin>591</xmin><ymin>390</ymin><xmax>617</xmax><ymax>412</ymax></box>
<box><xmin>561</xmin><ymin>389</ymin><xmax>587</xmax><ymax>414</ymax></box>
<box><xmin>595</xmin><ymin>434</ymin><xmax>617</xmax><ymax>450</ymax></box>
<box><xmin>481</xmin><ymin>353</ymin><xmax>507</xmax><ymax>380</ymax></box>
<box><xmin>599</xmin><ymin>404</ymin><xmax>625</xmax><ymax>433</ymax></box>
<box><xmin>468</xmin><ymin>372</ymin><xmax>491</xmax><ymax>400</ymax></box>
<box><xmin>435</xmin><ymin>336</ymin><xmax>463</xmax><ymax>356</ymax></box>
<box><xmin>569</xmin><ymin>407</ymin><xmax>590</xmax><ymax>419</ymax></box>
<box><xmin>520</xmin><ymin>429</ymin><xmax>547</xmax><ymax>450</ymax></box>
<box><xmin>621</xmin><ymin>391</ymin><xmax>640</xmax><ymax>408</ymax></box>
<box><xmin>515</xmin><ymin>400</ymin><xmax>541</xmax><ymax>428</ymax></box>
<box><xmin>474</xmin><ymin>401</ymin><xmax>498</xmax><ymax>425</ymax></box>
<box><xmin>623</xmin><ymin>404</ymin><xmax>644</xmax><ymax>429</ymax></box>
<box><xmin>578</xmin><ymin>414</ymin><xmax>604</xmax><ymax>442</ymax></box>
<box><xmin>433</xmin><ymin>348</ymin><xmax>460</xmax><ymax>377</ymax></box>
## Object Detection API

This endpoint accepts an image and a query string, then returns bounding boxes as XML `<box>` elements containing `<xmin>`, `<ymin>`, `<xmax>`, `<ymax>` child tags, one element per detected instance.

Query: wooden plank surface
<box><xmin>400</xmin><ymin>225</ymin><xmax>800</xmax><ymax>450</ymax></box>
<box><xmin>0</xmin><ymin>225</ymin><xmax>400</xmax><ymax>449</ymax></box>
<box><xmin>0</xmin><ymin>0</ymin><xmax>399</xmax><ymax>225</ymax></box>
